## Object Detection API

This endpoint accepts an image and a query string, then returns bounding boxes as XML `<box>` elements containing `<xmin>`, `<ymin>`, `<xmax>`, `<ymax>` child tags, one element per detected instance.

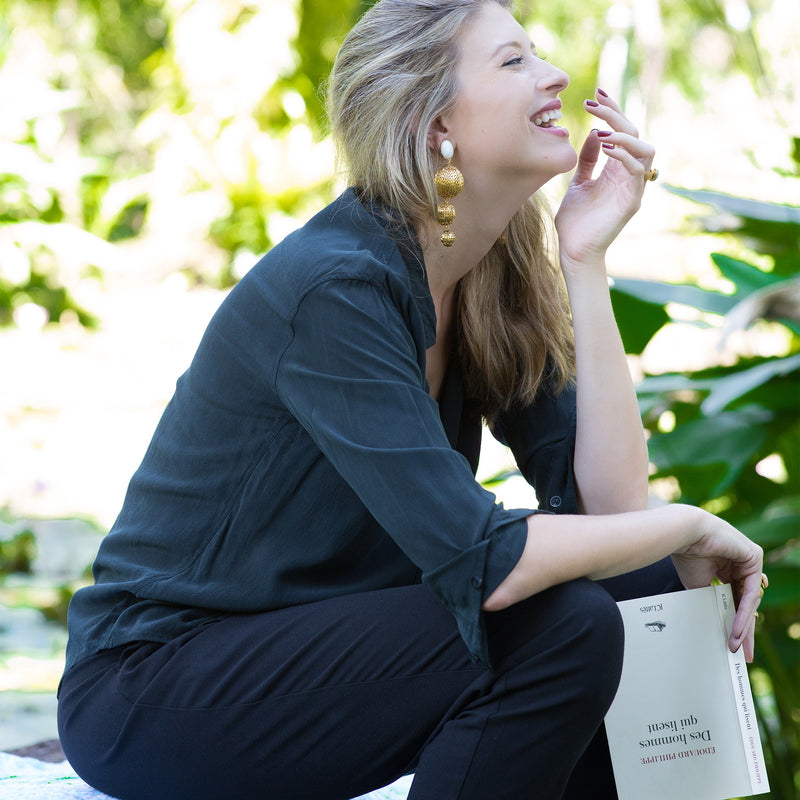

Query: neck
<box><xmin>418</xmin><ymin>174</ymin><xmax>540</xmax><ymax>304</ymax></box>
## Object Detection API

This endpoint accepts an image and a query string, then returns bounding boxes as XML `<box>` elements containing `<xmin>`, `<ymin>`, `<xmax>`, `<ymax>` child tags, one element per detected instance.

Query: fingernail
<box><xmin>597</xmin><ymin>88</ymin><xmax>609</xmax><ymax>97</ymax></box>
<box><xmin>602</xmin><ymin>142</ymin><xmax>615</xmax><ymax>150</ymax></box>
<box><xmin>585</xmin><ymin>100</ymin><xmax>600</xmax><ymax>107</ymax></box>
<box><xmin>597</xmin><ymin>130</ymin><xmax>612</xmax><ymax>137</ymax></box>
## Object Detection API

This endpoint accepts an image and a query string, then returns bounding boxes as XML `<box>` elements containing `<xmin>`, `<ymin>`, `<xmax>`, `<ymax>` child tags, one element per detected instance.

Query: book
<box><xmin>604</xmin><ymin>584</ymin><xmax>769</xmax><ymax>800</ymax></box>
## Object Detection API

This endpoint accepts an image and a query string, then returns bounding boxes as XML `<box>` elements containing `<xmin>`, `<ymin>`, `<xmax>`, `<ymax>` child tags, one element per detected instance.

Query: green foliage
<box><xmin>0</xmin><ymin>0</ymin><xmax>160</xmax><ymax>327</ymax></box>
<box><xmin>0</xmin><ymin>0</ymin><xmax>790</xmax><ymax>324</ymax></box>
<box><xmin>611</xmin><ymin>176</ymin><xmax>800</xmax><ymax>800</ymax></box>
<box><xmin>0</xmin><ymin>528</ymin><xmax>36</xmax><ymax>575</ymax></box>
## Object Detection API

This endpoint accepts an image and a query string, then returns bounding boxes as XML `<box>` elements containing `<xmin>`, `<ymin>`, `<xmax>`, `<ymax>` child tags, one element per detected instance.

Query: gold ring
<box><xmin>754</xmin><ymin>611</ymin><xmax>759</xmax><ymax>620</ymax></box>
<box><xmin>761</xmin><ymin>573</ymin><xmax>769</xmax><ymax>590</ymax></box>
<box><xmin>644</xmin><ymin>168</ymin><xmax>658</xmax><ymax>182</ymax></box>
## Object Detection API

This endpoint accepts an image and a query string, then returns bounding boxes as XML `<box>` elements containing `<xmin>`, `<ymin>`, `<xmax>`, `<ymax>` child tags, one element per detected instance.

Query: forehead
<box><xmin>458</xmin><ymin>3</ymin><xmax>530</xmax><ymax>58</ymax></box>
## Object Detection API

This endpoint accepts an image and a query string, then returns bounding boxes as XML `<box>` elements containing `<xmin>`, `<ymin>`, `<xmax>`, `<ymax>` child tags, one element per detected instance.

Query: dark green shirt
<box><xmin>65</xmin><ymin>189</ymin><xmax>577</xmax><ymax>671</ymax></box>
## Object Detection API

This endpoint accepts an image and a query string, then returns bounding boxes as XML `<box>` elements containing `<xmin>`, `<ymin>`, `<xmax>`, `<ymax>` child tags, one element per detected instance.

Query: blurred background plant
<box><xmin>609</xmin><ymin>172</ymin><xmax>799</xmax><ymax>799</ymax></box>
<box><xmin>0</xmin><ymin>0</ymin><xmax>797</xmax><ymax>793</ymax></box>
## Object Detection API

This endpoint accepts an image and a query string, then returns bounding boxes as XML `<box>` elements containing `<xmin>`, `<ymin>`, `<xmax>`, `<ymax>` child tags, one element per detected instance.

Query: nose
<box><xmin>534</xmin><ymin>59</ymin><xmax>569</xmax><ymax>93</ymax></box>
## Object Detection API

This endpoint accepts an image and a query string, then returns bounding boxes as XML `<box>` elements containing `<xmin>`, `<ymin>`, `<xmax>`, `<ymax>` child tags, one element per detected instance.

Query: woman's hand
<box><xmin>670</xmin><ymin>508</ymin><xmax>764</xmax><ymax>662</ymax></box>
<box><xmin>554</xmin><ymin>89</ymin><xmax>656</xmax><ymax>268</ymax></box>
<box><xmin>485</xmin><ymin>503</ymin><xmax>764</xmax><ymax>663</ymax></box>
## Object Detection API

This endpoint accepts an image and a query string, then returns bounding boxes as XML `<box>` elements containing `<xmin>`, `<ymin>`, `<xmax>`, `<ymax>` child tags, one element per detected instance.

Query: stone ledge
<box><xmin>5</xmin><ymin>738</ymin><xmax>65</xmax><ymax>763</ymax></box>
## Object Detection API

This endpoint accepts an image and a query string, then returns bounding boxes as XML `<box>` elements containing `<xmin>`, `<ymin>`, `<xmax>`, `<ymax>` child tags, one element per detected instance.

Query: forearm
<box><xmin>562</xmin><ymin>255</ymin><xmax>649</xmax><ymax>513</ymax></box>
<box><xmin>484</xmin><ymin>504</ymin><xmax>701</xmax><ymax>611</ymax></box>
<box><xmin>484</xmin><ymin>503</ymin><xmax>764</xmax><ymax>659</ymax></box>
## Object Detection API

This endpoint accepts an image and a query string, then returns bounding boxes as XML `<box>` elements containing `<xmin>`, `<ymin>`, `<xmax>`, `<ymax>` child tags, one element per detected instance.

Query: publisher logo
<box><xmin>645</xmin><ymin>621</ymin><xmax>667</xmax><ymax>632</ymax></box>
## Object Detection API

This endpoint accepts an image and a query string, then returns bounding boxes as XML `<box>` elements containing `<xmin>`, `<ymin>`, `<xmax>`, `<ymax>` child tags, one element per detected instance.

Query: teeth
<box><xmin>533</xmin><ymin>109</ymin><xmax>562</xmax><ymax>127</ymax></box>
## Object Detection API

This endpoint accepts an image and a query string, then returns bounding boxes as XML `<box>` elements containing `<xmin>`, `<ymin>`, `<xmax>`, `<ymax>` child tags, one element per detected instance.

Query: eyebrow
<box><xmin>491</xmin><ymin>39</ymin><xmax>536</xmax><ymax>58</ymax></box>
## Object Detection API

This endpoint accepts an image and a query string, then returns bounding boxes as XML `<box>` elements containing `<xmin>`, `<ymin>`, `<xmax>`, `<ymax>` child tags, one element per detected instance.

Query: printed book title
<box><xmin>638</xmin><ymin>715</ymin><xmax>716</xmax><ymax>765</ymax></box>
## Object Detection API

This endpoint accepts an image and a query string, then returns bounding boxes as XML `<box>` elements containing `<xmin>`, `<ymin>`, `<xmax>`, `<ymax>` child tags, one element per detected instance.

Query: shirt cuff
<box><xmin>421</xmin><ymin>509</ymin><xmax>532</xmax><ymax>668</ymax></box>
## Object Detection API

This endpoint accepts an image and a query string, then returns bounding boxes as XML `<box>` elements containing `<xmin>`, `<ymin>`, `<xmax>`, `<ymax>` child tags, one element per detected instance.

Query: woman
<box><xmin>57</xmin><ymin>1</ymin><xmax>764</xmax><ymax>798</ymax></box>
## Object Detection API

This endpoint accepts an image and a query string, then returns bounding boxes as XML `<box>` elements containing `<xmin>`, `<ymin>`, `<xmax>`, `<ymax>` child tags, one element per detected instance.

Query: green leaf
<box><xmin>756</xmin><ymin>565</ymin><xmax>800</xmax><ymax>610</ymax></box>
<box><xmin>665</xmin><ymin>186</ymin><xmax>800</xmax><ymax>225</ymax></box>
<box><xmin>710</xmin><ymin>253</ymin><xmax>786</xmax><ymax>295</ymax></box>
<box><xmin>737</xmin><ymin>501</ymin><xmax>800</xmax><ymax>550</ymax></box>
<box><xmin>637</xmin><ymin>373</ymin><xmax>714</xmax><ymax>397</ymax></box>
<box><xmin>767</xmin><ymin>541</ymin><xmax>800</xmax><ymax>568</ymax></box>
<box><xmin>611</xmin><ymin>277</ymin><xmax>735</xmax><ymax>315</ymax></box>
<box><xmin>648</xmin><ymin>406</ymin><xmax>771</xmax><ymax>497</ymax></box>
<box><xmin>701</xmin><ymin>353</ymin><xmax>800</xmax><ymax>416</ymax></box>
<box><xmin>609</xmin><ymin>286</ymin><xmax>670</xmax><ymax>354</ymax></box>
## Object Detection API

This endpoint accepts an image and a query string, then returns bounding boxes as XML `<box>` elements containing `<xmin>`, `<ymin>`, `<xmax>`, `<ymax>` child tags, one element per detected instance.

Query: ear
<box><xmin>426</xmin><ymin>116</ymin><xmax>451</xmax><ymax>155</ymax></box>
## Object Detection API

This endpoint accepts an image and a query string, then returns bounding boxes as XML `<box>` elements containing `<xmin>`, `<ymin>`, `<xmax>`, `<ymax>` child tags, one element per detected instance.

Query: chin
<box><xmin>552</xmin><ymin>144</ymin><xmax>578</xmax><ymax>174</ymax></box>
<box><xmin>528</xmin><ymin>147</ymin><xmax>578</xmax><ymax>190</ymax></box>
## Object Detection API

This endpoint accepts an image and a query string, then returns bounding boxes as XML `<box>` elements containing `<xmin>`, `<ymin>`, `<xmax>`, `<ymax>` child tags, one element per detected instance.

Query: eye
<box><xmin>501</xmin><ymin>55</ymin><xmax>524</xmax><ymax>67</ymax></box>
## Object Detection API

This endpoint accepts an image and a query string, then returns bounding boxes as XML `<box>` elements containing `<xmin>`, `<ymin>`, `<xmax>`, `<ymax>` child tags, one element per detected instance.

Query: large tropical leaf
<box><xmin>647</xmin><ymin>405</ymin><xmax>772</xmax><ymax>499</ymax></box>
<box><xmin>665</xmin><ymin>186</ymin><xmax>800</xmax><ymax>225</ymax></box>
<box><xmin>608</xmin><ymin>286</ymin><xmax>670</xmax><ymax>354</ymax></box>
<box><xmin>700</xmin><ymin>353</ymin><xmax>800</xmax><ymax>415</ymax></box>
<box><xmin>711</xmin><ymin>253</ymin><xmax>788</xmax><ymax>294</ymax></box>
<box><xmin>611</xmin><ymin>277</ymin><xmax>736</xmax><ymax>315</ymax></box>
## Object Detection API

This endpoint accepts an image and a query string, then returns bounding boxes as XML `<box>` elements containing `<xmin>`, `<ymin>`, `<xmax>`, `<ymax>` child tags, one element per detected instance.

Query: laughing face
<box><xmin>440</xmin><ymin>2</ymin><xmax>577</xmax><ymax>195</ymax></box>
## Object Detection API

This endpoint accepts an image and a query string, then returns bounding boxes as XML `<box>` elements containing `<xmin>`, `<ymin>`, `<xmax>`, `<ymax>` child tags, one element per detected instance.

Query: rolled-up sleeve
<box><xmin>275</xmin><ymin>275</ymin><xmax>532</xmax><ymax>665</ymax></box>
<box><xmin>493</xmin><ymin>380</ymin><xmax>579</xmax><ymax>515</ymax></box>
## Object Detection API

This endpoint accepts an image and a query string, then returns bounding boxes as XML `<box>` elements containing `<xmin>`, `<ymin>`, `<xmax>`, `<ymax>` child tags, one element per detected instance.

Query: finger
<box><xmin>743</xmin><ymin>623</ymin><xmax>755</xmax><ymax>663</ymax></box>
<box><xmin>595</xmin><ymin>131</ymin><xmax>655</xmax><ymax>163</ymax></box>
<box><xmin>572</xmin><ymin>130</ymin><xmax>602</xmax><ymax>183</ymax></box>
<box><xmin>730</xmin><ymin>570</ymin><xmax>762</xmax><ymax>652</ymax></box>
<box><xmin>593</xmin><ymin>88</ymin><xmax>636</xmax><ymax>127</ymax></box>
<box><xmin>585</xmin><ymin>91</ymin><xmax>639</xmax><ymax>137</ymax></box>
<box><xmin>600</xmin><ymin>142</ymin><xmax>647</xmax><ymax>179</ymax></box>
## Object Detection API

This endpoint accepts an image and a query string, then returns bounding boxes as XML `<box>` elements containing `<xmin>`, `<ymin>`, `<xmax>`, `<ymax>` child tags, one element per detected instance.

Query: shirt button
<box><xmin>470</xmin><ymin>654</ymin><xmax>480</xmax><ymax>664</ymax></box>
<box><xmin>550</xmin><ymin>495</ymin><xmax>562</xmax><ymax>508</ymax></box>
<box><xmin>470</xmin><ymin>576</ymin><xmax>483</xmax><ymax>590</ymax></box>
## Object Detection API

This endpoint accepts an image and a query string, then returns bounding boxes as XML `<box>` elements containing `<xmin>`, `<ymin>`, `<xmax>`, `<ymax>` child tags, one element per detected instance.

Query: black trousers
<box><xmin>58</xmin><ymin>560</ymin><xmax>682</xmax><ymax>800</ymax></box>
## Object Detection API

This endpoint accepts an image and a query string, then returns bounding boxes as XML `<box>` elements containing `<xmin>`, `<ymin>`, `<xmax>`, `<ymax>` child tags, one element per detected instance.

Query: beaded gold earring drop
<box><xmin>434</xmin><ymin>140</ymin><xmax>464</xmax><ymax>247</ymax></box>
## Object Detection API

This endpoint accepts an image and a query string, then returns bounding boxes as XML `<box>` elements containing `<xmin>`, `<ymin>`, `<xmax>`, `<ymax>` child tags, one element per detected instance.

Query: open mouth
<box><xmin>533</xmin><ymin>109</ymin><xmax>563</xmax><ymax>128</ymax></box>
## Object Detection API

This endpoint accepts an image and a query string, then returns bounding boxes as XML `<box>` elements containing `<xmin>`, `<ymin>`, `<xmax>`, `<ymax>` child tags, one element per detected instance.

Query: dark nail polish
<box><xmin>585</xmin><ymin>100</ymin><xmax>600</xmax><ymax>107</ymax></box>
<box><xmin>597</xmin><ymin>88</ymin><xmax>609</xmax><ymax>97</ymax></box>
<box><xmin>597</xmin><ymin>130</ymin><xmax>612</xmax><ymax>137</ymax></box>
<box><xmin>602</xmin><ymin>142</ymin><xmax>615</xmax><ymax>150</ymax></box>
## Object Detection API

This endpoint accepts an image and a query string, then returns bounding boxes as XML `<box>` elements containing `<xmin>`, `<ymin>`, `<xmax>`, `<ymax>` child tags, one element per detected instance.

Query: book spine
<box><xmin>714</xmin><ymin>584</ymin><xmax>770</xmax><ymax>794</ymax></box>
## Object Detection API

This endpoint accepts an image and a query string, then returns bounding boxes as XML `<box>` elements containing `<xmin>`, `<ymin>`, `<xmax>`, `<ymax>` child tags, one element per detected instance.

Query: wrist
<box><xmin>559</xmin><ymin>251</ymin><xmax>608</xmax><ymax>284</ymax></box>
<box><xmin>666</xmin><ymin>503</ymin><xmax>709</xmax><ymax>551</ymax></box>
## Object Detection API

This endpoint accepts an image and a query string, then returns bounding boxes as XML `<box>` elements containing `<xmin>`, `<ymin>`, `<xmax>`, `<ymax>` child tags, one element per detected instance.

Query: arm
<box><xmin>554</xmin><ymin>90</ymin><xmax>657</xmax><ymax>514</ymax></box>
<box><xmin>276</xmin><ymin>274</ymin><xmax>532</xmax><ymax>664</ymax></box>
<box><xmin>484</xmin><ymin>504</ymin><xmax>764</xmax><ymax>661</ymax></box>
<box><xmin>487</xmin><ymin>93</ymin><xmax>764</xmax><ymax>661</ymax></box>
<box><xmin>562</xmin><ymin>259</ymin><xmax>648</xmax><ymax>513</ymax></box>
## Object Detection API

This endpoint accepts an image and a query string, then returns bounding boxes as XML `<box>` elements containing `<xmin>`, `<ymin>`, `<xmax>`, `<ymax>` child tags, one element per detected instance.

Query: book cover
<box><xmin>604</xmin><ymin>584</ymin><xmax>769</xmax><ymax>800</ymax></box>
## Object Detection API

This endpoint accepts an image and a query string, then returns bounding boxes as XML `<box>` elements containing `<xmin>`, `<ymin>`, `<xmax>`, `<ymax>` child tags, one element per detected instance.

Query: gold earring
<box><xmin>434</xmin><ymin>140</ymin><xmax>463</xmax><ymax>247</ymax></box>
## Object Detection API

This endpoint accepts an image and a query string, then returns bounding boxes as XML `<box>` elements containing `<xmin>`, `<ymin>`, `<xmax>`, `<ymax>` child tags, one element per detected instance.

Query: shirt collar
<box><xmin>350</xmin><ymin>188</ymin><xmax>436</xmax><ymax>349</ymax></box>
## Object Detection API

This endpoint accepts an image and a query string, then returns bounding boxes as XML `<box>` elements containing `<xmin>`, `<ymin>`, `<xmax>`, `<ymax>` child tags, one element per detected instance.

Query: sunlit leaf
<box><xmin>609</xmin><ymin>287</ymin><xmax>670</xmax><ymax>354</ymax></box>
<box><xmin>711</xmin><ymin>253</ymin><xmax>786</xmax><ymax>295</ymax></box>
<box><xmin>700</xmin><ymin>353</ymin><xmax>800</xmax><ymax>415</ymax></box>
<box><xmin>648</xmin><ymin>406</ymin><xmax>772</xmax><ymax>497</ymax></box>
<box><xmin>611</xmin><ymin>277</ymin><xmax>735</xmax><ymax>315</ymax></box>
<box><xmin>665</xmin><ymin>186</ymin><xmax>800</xmax><ymax>225</ymax></box>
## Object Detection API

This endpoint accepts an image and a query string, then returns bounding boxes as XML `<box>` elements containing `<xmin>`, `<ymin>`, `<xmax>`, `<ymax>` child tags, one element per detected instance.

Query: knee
<box><xmin>552</xmin><ymin>579</ymin><xmax>624</xmax><ymax>711</ymax></box>
<box><xmin>489</xmin><ymin>579</ymin><xmax>624</xmax><ymax>709</ymax></box>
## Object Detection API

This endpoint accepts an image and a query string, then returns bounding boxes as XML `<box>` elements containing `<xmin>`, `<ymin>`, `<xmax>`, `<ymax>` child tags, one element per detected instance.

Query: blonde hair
<box><xmin>328</xmin><ymin>0</ymin><xmax>575</xmax><ymax>421</ymax></box>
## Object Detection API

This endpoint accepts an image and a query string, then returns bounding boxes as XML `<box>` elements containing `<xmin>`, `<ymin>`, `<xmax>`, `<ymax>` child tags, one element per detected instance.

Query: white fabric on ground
<box><xmin>0</xmin><ymin>753</ymin><xmax>412</xmax><ymax>800</ymax></box>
